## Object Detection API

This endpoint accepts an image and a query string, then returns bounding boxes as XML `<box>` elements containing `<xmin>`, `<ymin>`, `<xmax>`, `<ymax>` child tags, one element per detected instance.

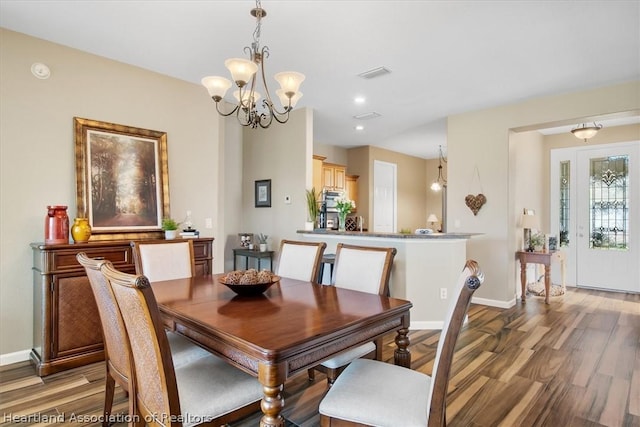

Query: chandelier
<box><xmin>201</xmin><ymin>0</ymin><xmax>304</xmax><ymax>129</ymax></box>
<box><xmin>431</xmin><ymin>145</ymin><xmax>447</xmax><ymax>191</ymax></box>
<box><xmin>571</xmin><ymin>122</ymin><xmax>602</xmax><ymax>142</ymax></box>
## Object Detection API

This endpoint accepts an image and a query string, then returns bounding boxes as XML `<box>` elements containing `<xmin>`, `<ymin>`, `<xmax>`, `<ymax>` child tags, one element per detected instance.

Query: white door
<box><xmin>373</xmin><ymin>160</ymin><xmax>397</xmax><ymax>232</ymax></box>
<box><xmin>576</xmin><ymin>143</ymin><xmax>640</xmax><ymax>292</ymax></box>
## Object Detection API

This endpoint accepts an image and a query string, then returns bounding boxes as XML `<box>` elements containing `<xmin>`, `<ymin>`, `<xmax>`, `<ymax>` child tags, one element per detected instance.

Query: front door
<box><xmin>576</xmin><ymin>143</ymin><xmax>640</xmax><ymax>292</ymax></box>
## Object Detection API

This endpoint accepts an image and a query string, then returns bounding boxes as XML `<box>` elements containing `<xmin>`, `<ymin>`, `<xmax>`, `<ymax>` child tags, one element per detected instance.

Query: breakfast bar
<box><xmin>297</xmin><ymin>230</ymin><xmax>477</xmax><ymax>330</ymax></box>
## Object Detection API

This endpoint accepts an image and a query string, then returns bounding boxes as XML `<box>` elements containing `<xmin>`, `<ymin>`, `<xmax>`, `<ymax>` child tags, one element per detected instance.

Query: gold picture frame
<box><xmin>74</xmin><ymin>117</ymin><xmax>169</xmax><ymax>240</ymax></box>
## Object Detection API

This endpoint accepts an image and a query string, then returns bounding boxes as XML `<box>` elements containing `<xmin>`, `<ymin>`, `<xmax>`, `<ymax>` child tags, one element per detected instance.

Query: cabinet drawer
<box><xmin>192</xmin><ymin>240</ymin><xmax>211</xmax><ymax>259</ymax></box>
<box><xmin>51</xmin><ymin>246</ymin><xmax>133</xmax><ymax>271</ymax></box>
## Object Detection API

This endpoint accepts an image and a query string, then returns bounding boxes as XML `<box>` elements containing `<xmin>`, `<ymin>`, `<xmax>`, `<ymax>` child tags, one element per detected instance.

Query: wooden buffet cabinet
<box><xmin>30</xmin><ymin>237</ymin><xmax>214</xmax><ymax>376</ymax></box>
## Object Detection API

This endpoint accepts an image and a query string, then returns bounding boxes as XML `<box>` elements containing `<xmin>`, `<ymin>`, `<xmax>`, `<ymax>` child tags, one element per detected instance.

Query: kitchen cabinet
<box><xmin>346</xmin><ymin>174</ymin><xmax>359</xmax><ymax>212</ymax></box>
<box><xmin>30</xmin><ymin>237</ymin><xmax>214</xmax><ymax>376</ymax></box>
<box><xmin>322</xmin><ymin>162</ymin><xmax>346</xmax><ymax>190</ymax></box>
<box><xmin>312</xmin><ymin>155</ymin><xmax>326</xmax><ymax>192</ymax></box>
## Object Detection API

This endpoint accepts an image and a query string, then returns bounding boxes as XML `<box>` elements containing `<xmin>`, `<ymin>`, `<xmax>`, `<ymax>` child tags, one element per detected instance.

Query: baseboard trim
<box><xmin>0</xmin><ymin>349</ymin><xmax>31</xmax><ymax>366</ymax></box>
<box><xmin>472</xmin><ymin>296</ymin><xmax>516</xmax><ymax>309</ymax></box>
<box><xmin>410</xmin><ymin>320</ymin><xmax>443</xmax><ymax>330</ymax></box>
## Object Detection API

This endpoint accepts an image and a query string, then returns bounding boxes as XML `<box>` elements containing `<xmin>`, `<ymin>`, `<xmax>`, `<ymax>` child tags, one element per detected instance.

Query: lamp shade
<box><xmin>427</xmin><ymin>214</ymin><xmax>439</xmax><ymax>224</ymax></box>
<box><xmin>571</xmin><ymin>123</ymin><xmax>602</xmax><ymax>141</ymax></box>
<box><xmin>520</xmin><ymin>213</ymin><xmax>539</xmax><ymax>229</ymax></box>
<box><xmin>274</xmin><ymin>71</ymin><xmax>305</xmax><ymax>95</ymax></box>
<box><xmin>201</xmin><ymin>76</ymin><xmax>232</xmax><ymax>100</ymax></box>
<box><xmin>225</xmin><ymin>58</ymin><xmax>258</xmax><ymax>86</ymax></box>
<box><xmin>276</xmin><ymin>89</ymin><xmax>303</xmax><ymax>108</ymax></box>
<box><xmin>233</xmin><ymin>89</ymin><xmax>261</xmax><ymax>105</ymax></box>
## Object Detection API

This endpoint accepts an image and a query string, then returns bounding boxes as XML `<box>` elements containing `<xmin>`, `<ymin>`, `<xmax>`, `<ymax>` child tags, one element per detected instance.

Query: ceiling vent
<box><xmin>353</xmin><ymin>112</ymin><xmax>381</xmax><ymax>120</ymax></box>
<box><xmin>357</xmin><ymin>66</ymin><xmax>391</xmax><ymax>79</ymax></box>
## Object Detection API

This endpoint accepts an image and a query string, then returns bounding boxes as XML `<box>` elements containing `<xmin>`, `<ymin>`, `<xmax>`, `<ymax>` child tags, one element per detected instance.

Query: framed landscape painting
<box><xmin>74</xmin><ymin>117</ymin><xmax>170</xmax><ymax>240</ymax></box>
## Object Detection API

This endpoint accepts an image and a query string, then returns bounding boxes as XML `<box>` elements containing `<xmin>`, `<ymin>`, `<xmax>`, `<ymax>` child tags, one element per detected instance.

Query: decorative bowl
<box><xmin>219</xmin><ymin>274</ymin><xmax>280</xmax><ymax>296</ymax></box>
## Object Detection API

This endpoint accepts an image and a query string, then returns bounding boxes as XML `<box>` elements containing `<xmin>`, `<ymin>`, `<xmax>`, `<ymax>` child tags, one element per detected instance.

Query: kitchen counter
<box><xmin>297</xmin><ymin>229</ymin><xmax>477</xmax><ymax>239</ymax></box>
<box><xmin>298</xmin><ymin>230</ymin><xmax>479</xmax><ymax>330</ymax></box>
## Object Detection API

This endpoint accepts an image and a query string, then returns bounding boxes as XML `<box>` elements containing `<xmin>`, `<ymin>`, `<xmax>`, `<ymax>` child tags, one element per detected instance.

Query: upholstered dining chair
<box><xmin>308</xmin><ymin>243</ymin><xmax>397</xmax><ymax>385</ymax></box>
<box><xmin>100</xmin><ymin>261</ymin><xmax>263</xmax><ymax>426</ymax></box>
<box><xmin>132</xmin><ymin>239</ymin><xmax>195</xmax><ymax>282</ymax></box>
<box><xmin>76</xmin><ymin>253</ymin><xmax>210</xmax><ymax>426</ymax></box>
<box><xmin>275</xmin><ymin>239</ymin><xmax>327</xmax><ymax>282</ymax></box>
<box><xmin>319</xmin><ymin>260</ymin><xmax>484</xmax><ymax>427</ymax></box>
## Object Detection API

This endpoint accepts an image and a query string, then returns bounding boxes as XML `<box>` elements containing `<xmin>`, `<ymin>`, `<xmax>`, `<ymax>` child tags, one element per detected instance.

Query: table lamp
<box><xmin>427</xmin><ymin>213</ymin><xmax>439</xmax><ymax>230</ymax></box>
<box><xmin>520</xmin><ymin>212</ymin><xmax>539</xmax><ymax>252</ymax></box>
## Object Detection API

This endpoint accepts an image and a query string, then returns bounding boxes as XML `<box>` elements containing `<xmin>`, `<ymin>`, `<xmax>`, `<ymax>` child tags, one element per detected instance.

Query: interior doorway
<box><xmin>373</xmin><ymin>160</ymin><xmax>397</xmax><ymax>232</ymax></box>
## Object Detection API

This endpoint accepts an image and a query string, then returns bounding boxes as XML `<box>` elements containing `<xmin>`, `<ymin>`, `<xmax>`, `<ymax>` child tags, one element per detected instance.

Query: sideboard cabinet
<box><xmin>30</xmin><ymin>237</ymin><xmax>213</xmax><ymax>376</ymax></box>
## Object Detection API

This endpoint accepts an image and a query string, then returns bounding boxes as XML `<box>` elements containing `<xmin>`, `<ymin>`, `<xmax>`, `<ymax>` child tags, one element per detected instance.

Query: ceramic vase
<box><xmin>165</xmin><ymin>230</ymin><xmax>177</xmax><ymax>240</ymax></box>
<box><xmin>45</xmin><ymin>205</ymin><xmax>69</xmax><ymax>244</ymax></box>
<box><xmin>71</xmin><ymin>217</ymin><xmax>92</xmax><ymax>243</ymax></box>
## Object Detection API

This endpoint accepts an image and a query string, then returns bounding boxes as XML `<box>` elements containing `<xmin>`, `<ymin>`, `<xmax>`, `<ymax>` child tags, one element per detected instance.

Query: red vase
<box><xmin>45</xmin><ymin>205</ymin><xmax>69</xmax><ymax>244</ymax></box>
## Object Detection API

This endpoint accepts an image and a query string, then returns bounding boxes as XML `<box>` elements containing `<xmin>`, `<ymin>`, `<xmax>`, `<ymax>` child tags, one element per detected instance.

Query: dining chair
<box><xmin>131</xmin><ymin>239</ymin><xmax>195</xmax><ymax>282</ymax></box>
<box><xmin>275</xmin><ymin>239</ymin><xmax>327</xmax><ymax>282</ymax></box>
<box><xmin>100</xmin><ymin>261</ymin><xmax>263</xmax><ymax>426</ymax></box>
<box><xmin>308</xmin><ymin>243</ymin><xmax>397</xmax><ymax>385</ymax></box>
<box><xmin>318</xmin><ymin>260</ymin><xmax>484</xmax><ymax>427</ymax></box>
<box><xmin>76</xmin><ymin>253</ymin><xmax>211</xmax><ymax>426</ymax></box>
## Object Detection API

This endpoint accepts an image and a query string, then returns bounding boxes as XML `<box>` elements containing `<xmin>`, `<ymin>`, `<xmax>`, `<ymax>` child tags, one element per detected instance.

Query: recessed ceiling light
<box><xmin>355</xmin><ymin>125</ymin><xmax>364</xmax><ymax>131</ymax></box>
<box><xmin>354</xmin><ymin>96</ymin><xmax>366</xmax><ymax>104</ymax></box>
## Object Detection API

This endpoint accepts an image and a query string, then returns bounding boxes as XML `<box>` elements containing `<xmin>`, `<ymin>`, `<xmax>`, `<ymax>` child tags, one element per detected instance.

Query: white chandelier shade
<box><xmin>201</xmin><ymin>0</ymin><xmax>305</xmax><ymax>128</ymax></box>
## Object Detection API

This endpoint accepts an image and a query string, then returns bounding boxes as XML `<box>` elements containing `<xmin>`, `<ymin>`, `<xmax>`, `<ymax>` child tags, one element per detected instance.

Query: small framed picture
<box><xmin>255</xmin><ymin>179</ymin><xmax>271</xmax><ymax>208</ymax></box>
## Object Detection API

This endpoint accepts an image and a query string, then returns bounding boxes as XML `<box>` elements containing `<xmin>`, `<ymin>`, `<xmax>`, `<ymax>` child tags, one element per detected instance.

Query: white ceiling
<box><xmin>1</xmin><ymin>0</ymin><xmax>639</xmax><ymax>159</ymax></box>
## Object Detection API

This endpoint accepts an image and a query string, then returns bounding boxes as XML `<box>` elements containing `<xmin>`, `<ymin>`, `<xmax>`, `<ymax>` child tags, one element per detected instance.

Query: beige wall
<box><xmin>242</xmin><ymin>108</ymin><xmax>312</xmax><ymax>258</ymax></box>
<box><xmin>313</xmin><ymin>142</ymin><xmax>348</xmax><ymax>166</ymax></box>
<box><xmin>448</xmin><ymin>81</ymin><xmax>640</xmax><ymax>303</ymax></box>
<box><xmin>347</xmin><ymin>146</ymin><xmax>428</xmax><ymax>231</ymax></box>
<box><xmin>0</xmin><ymin>29</ymin><xmax>241</xmax><ymax>357</ymax></box>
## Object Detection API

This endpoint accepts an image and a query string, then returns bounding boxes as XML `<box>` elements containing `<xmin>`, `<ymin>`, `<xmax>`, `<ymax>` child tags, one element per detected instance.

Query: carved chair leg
<box><xmin>103</xmin><ymin>372</ymin><xmax>115</xmax><ymax>427</ymax></box>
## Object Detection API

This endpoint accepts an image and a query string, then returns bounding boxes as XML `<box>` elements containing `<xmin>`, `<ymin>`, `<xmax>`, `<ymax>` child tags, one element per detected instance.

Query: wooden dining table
<box><xmin>151</xmin><ymin>273</ymin><xmax>413</xmax><ymax>427</ymax></box>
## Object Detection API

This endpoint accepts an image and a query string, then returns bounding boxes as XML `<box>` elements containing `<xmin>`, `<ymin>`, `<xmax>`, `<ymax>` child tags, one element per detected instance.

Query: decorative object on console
<box><xmin>201</xmin><ymin>0</ymin><xmax>304</xmax><ymax>129</ymax></box>
<box><xmin>334</xmin><ymin>193</ymin><xmax>355</xmax><ymax>232</ymax></box>
<box><xmin>161</xmin><ymin>218</ymin><xmax>180</xmax><ymax>240</ymax></box>
<box><xmin>44</xmin><ymin>205</ymin><xmax>69</xmax><ymax>244</ymax></box>
<box><xmin>239</xmin><ymin>233</ymin><xmax>253</xmax><ymax>248</ymax></box>
<box><xmin>571</xmin><ymin>122</ymin><xmax>602</xmax><ymax>142</ymax></box>
<box><xmin>520</xmin><ymin>209</ymin><xmax>539</xmax><ymax>252</ymax></box>
<box><xmin>255</xmin><ymin>179</ymin><xmax>271</xmax><ymax>207</ymax></box>
<box><xmin>71</xmin><ymin>217</ymin><xmax>91</xmax><ymax>243</ymax></box>
<box><xmin>74</xmin><ymin>117</ymin><xmax>169</xmax><ymax>240</ymax></box>
<box><xmin>257</xmin><ymin>233</ymin><xmax>269</xmax><ymax>252</ymax></box>
<box><xmin>530</xmin><ymin>232</ymin><xmax>545</xmax><ymax>252</ymax></box>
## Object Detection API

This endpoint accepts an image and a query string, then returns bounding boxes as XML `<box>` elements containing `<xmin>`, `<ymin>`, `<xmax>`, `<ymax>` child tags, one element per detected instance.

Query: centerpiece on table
<box><xmin>335</xmin><ymin>193</ymin><xmax>356</xmax><ymax>232</ymax></box>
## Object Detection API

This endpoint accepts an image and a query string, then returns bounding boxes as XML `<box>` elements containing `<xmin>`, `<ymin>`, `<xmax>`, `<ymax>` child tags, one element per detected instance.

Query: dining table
<box><xmin>151</xmin><ymin>273</ymin><xmax>413</xmax><ymax>427</ymax></box>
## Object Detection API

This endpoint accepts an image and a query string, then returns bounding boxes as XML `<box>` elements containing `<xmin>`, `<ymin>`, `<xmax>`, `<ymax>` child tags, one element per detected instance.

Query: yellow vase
<box><xmin>71</xmin><ymin>218</ymin><xmax>91</xmax><ymax>243</ymax></box>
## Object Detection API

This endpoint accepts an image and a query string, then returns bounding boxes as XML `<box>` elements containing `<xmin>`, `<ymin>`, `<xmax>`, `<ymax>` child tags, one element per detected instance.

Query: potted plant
<box><xmin>257</xmin><ymin>233</ymin><xmax>268</xmax><ymax>252</ymax></box>
<box><xmin>162</xmin><ymin>217</ymin><xmax>180</xmax><ymax>240</ymax></box>
<box><xmin>529</xmin><ymin>232</ymin><xmax>545</xmax><ymax>252</ymax></box>
<box><xmin>305</xmin><ymin>188</ymin><xmax>319</xmax><ymax>230</ymax></box>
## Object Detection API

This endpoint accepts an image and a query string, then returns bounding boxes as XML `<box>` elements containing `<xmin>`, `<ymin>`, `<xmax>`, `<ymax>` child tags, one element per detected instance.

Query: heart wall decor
<box><xmin>465</xmin><ymin>193</ymin><xmax>487</xmax><ymax>216</ymax></box>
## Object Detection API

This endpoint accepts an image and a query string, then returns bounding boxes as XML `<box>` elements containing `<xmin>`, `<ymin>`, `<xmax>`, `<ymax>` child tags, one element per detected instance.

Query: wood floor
<box><xmin>1</xmin><ymin>287</ymin><xmax>638</xmax><ymax>426</ymax></box>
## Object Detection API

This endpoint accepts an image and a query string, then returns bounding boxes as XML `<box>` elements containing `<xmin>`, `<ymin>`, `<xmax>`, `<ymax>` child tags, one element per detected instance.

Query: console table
<box><xmin>232</xmin><ymin>248</ymin><xmax>274</xmax><ymax>270</ymax></box>
<box><xmin>516</xmin><ymin>250</ymin><xmax>565</xmax><ymax>305</ymax></box>
<box><xmin>30</xmin><ymin>237</ymin><xmax>213</xmax><ymax>376</ymax></box>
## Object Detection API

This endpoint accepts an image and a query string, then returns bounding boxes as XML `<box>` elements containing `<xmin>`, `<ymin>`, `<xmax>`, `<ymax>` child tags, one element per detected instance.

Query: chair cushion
<box><xmin>166</xmin><ymin>331</ymin><xmax>209</xmax><ymax>368</ymax></box>
<box><xmin>319</xmin><ymin>359</ymin><xmax>430</xmax><ymax>427</ymax></box>
<box><xmin>176</xmin><ymin>355</ymin><xmax>263</xmax><ymax>427</ymax></box>
<box><xmin>320</xmin><ymin>342</ymin><xmax>376</xmax><ymax>369</ymax></box>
